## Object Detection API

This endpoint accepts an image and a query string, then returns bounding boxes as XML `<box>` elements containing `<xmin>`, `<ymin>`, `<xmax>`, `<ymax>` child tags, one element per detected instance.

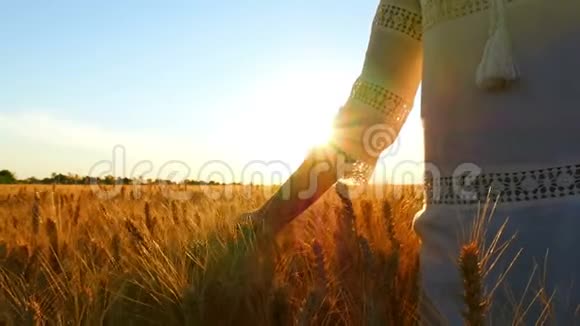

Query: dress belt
<box><xmin>424</xmin><ymin>163</ymin><xmax>580</xmax><ymax>205</ymax></box>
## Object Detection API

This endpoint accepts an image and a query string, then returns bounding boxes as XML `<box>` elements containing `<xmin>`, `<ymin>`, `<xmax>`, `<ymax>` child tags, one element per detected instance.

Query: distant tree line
<box><xmin>0</xmin><ymin>169</ymin><xmax>242</xmax><ymax>186</ymax></box>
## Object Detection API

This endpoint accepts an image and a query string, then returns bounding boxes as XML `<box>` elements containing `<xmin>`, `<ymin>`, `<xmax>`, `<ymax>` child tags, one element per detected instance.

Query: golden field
<box><xmin>0</xmin><ymin>183</ymin><xmax>486</xmax><ymax>325</ymax></box>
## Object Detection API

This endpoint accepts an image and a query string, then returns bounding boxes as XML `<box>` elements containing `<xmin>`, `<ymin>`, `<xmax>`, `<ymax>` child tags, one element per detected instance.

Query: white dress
<box><xmin>332</xmin><ymin>0</ymin><xmax>580</xmax><ymax>324</ymax></box>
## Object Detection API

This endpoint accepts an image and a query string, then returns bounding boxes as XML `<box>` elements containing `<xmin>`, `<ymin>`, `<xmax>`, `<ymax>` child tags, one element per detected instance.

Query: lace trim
<box><xmin>326</xmin><ymin>79</ymin><xmax>414</xmax><ymax>185</ymax></box>
<box><xmin>349</xmin><ymin>78</ymin><xmax>412</xmax><ymax>131</ymax></box>
<box><xmin>425</xmin><ymin>164</ymin><xmax>580</xmax><ymax>205</ymax></box>
<box><xmin>374</xmin><ymin>3</ymin><xmax>423</xmax><ymax>41</ymax></box>
<box><xmin>421</xmin><ymin>0</ymin><xmax>516</xmax><ymax>31</ymax></box>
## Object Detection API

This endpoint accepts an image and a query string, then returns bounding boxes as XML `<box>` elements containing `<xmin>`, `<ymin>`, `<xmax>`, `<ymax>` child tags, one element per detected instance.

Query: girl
<box><xmin>242</xmin><ymin>0</ymin><xmax>580</xmax><ymax>323</ymax></box>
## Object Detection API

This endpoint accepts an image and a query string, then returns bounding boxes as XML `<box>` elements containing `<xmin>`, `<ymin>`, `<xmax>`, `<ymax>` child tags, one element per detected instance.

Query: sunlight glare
<box><xmin>239</xmin><ymin>67</ymin><xmax>350</xmax><ymax>161</ymax></box>
<box><xmin>231</xmin><ymin>68</ymin><xmax>424</xmax><ymax>185</ymax></box>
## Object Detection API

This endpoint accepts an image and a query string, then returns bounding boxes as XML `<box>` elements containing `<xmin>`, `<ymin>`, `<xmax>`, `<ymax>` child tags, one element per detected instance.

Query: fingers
<box><xmin>237</xmin><ymin>211</ymin><xmax>258</xmax><ymax>225</ymax></box>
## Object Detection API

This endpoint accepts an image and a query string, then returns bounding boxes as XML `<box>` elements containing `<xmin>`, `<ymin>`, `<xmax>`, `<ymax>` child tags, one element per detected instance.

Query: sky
<box><xmin>0</xmin><ymin>0</ymin><xmax>424</xmax><ymax>184</ymax></box>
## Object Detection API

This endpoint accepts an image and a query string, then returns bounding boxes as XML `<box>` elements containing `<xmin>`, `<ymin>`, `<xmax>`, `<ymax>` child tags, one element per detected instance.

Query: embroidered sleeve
<box><xmin>331</xmin><ymin>0</ymin><xmax>423</xmax><ymax>167</ymax></box>
<box><xmin>421</xmin><ymin>0</ymin><xmax>517</xmax><ymax>31</ymax></box>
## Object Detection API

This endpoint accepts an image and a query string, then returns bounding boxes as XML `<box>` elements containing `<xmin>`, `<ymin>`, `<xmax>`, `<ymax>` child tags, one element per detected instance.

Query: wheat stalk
<box><xmin>459</xmin><ymin>242</ymin><xmax>487</xmax><ymax>326</ymax></box>
<box><xmin>31</xmin><ymin>192</ymin><xmax>41</xmax><ymax>236</ymax></box>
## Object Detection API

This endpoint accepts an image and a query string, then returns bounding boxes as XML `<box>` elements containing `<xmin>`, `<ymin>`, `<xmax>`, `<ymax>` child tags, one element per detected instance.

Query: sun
<box><xmin>248</xmin><ymin>107</ymin><xmax>336</xmax><ymax>162</ymax></box>
<box><xmin>236</xmin><ymin>68</ymin><xmax>347</xmax><ymax>160</ymax></box>
<box><xmin>295</xmin><ymin>115</ymin><xmax>335</xmax><ymax>147</ymax></box>
<box><xmin>225</xmin><ymin>70</ymin><xmax>425</xmax><ymax>185</ymax></box>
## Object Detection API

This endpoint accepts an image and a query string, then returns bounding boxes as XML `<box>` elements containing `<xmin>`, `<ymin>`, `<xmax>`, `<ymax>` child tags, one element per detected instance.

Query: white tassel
<box><xmin>476</xmin><ymin>0</ymin><xmax>519</xmax><ymax>91</ymax></box>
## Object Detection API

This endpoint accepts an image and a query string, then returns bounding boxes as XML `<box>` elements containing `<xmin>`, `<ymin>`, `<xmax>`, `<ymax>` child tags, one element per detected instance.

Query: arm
<box><xmin>251</xmin><ymin>0</ymin><xmax>424</xmax><ymax>236</ymax></box>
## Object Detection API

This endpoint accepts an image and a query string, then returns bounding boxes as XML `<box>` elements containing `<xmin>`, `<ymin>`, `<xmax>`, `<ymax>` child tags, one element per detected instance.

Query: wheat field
<box><xmin>0</xmin><ymin>183</ymin><xmax>486</xmax><ymax>325</ymax></box>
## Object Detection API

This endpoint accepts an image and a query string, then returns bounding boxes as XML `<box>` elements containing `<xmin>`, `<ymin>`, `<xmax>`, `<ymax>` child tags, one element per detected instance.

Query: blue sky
<box><xmin>0</xmin><ymin>0</ymin><xmax>423</xmax><ymax>183</ymax></box>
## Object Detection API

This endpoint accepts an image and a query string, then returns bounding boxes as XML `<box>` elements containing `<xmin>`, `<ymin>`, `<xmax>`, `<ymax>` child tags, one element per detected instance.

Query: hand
<box><xmin>235</xmin><ymin>208</ymin><xmax>269</xmax><ymax>235</ymax></box>
<box><xmin>236</xmin><ymin>209</ymin><xmax>261</xmax><ymax>226</ymax></box>
<box><xmin>235</xmin><ymin>209</ymin><xmax>277</xmax><ymax>245</ymax></box>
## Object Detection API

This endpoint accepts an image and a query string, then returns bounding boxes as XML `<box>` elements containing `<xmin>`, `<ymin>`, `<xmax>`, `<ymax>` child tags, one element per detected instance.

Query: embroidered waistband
<box><xmin>425</xmin><ymin>164</ymin><xmax>580</xmax><ymax>205</ymax></box>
